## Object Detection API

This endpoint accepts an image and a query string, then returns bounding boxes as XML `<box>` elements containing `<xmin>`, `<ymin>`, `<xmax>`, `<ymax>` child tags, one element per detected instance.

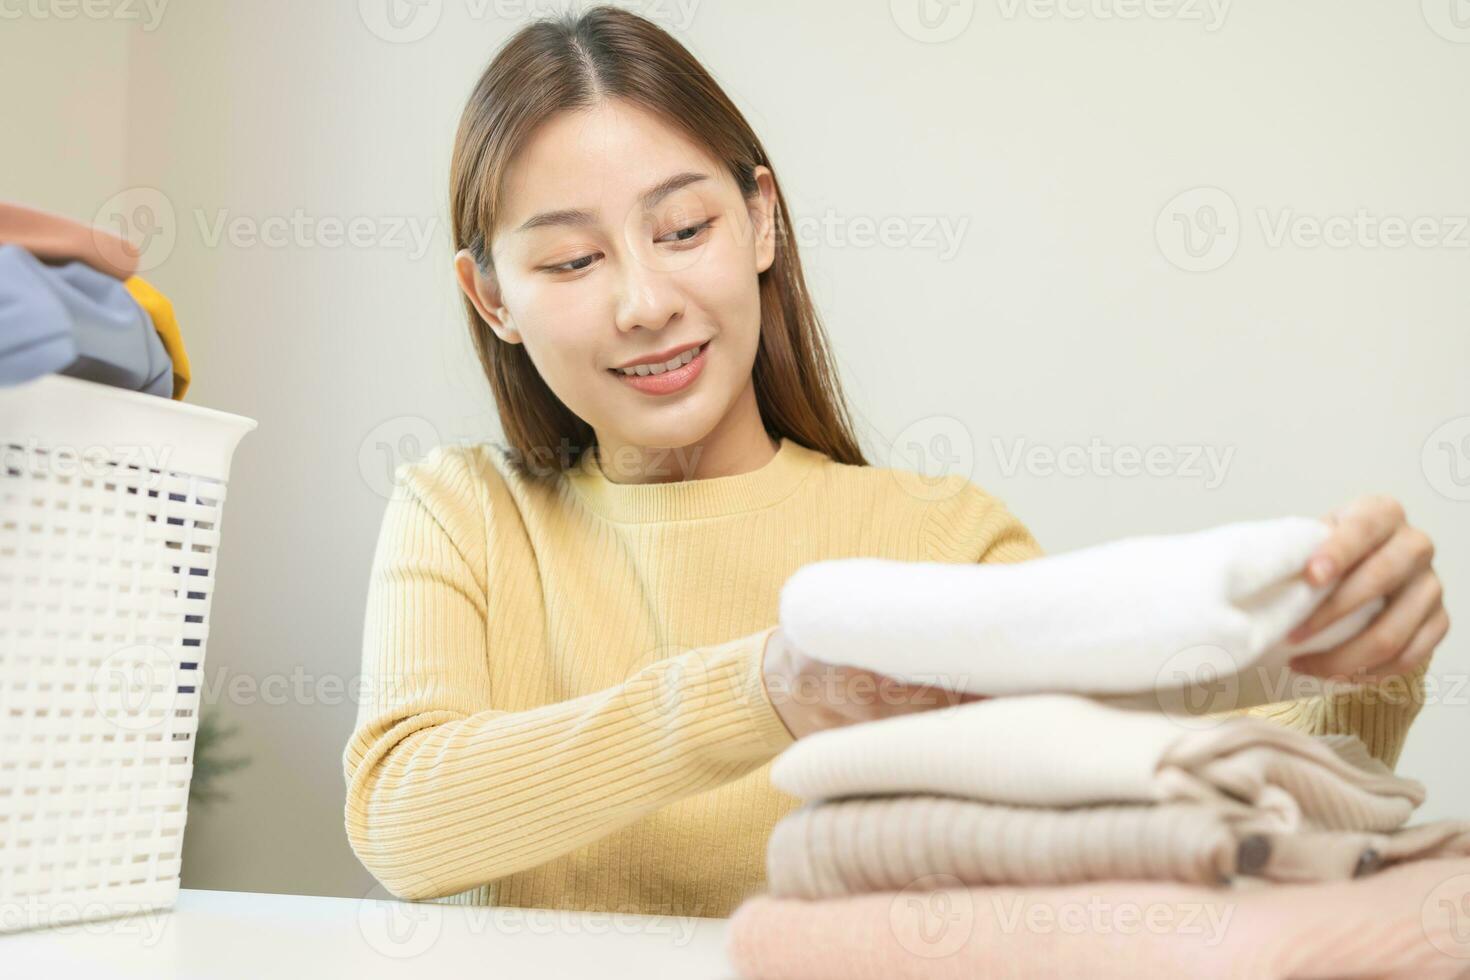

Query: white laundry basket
<box><xmin>0</xmin><ymin>373</ymin><xmax>257</xmax><ymax>933</ymax></box>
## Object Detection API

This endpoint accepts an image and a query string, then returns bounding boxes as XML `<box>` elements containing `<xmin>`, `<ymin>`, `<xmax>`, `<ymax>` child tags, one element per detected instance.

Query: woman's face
<box><xmin>460</xmin><ymin>99</ymin><xmax>777</xmax><ymax>459</ymax></box>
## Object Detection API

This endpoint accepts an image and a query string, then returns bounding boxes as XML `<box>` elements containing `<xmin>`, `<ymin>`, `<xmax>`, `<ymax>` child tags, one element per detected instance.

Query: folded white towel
<box><xmin>768</xmin><ymin>693</ymin><xmax>1424</xmax><ymax>834</ymax></box>
<box><xmin>778</xmin><ymin>516</ymin><xmax>1383</xmax><ymax>714</ymax></box>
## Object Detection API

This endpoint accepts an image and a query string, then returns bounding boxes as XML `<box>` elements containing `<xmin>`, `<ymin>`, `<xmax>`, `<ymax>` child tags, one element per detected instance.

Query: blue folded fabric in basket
<box><xmin>0</xmin><ymin>243</ymin><xmax>173</xmax><ymax>396</ymax></box>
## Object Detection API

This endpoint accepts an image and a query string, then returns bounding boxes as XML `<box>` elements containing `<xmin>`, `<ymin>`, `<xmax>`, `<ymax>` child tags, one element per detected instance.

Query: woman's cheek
<box><xmin>522</xmin><ymin>279</ymin><xmax>597</xmax><ymax>342</ymax></box>
<box><xmin>688</xmin><ymin>238</ymin><xmax>755</xmax><ymax>315</ymax></box>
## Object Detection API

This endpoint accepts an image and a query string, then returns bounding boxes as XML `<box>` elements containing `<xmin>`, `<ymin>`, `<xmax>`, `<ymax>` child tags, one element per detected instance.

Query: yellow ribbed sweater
<box><xmin>341</xmin><ymin>435</ymin><xmax>1427</xmax><ymax>917</ymax></box>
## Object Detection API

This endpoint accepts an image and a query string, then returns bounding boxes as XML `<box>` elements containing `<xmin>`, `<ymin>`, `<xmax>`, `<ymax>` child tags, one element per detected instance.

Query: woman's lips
<box><xmin>609</xmin><ymin>340</ymin><xmax>709</xmax><ymax>395</ymax></box>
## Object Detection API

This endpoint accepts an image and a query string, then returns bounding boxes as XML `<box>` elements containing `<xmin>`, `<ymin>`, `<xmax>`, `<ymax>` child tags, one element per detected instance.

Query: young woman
<box><xmin>343</xmin><ymin>6</ymin><xmax>1447</xmax><ymax>918</ymax></box>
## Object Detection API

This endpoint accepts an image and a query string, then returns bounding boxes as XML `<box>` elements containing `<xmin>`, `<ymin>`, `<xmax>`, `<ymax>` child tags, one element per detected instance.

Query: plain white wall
<box><xmin>6</xmin><ymin>0</ymin><xmax>1466</xmax><ymax>898</ymax></box>
<box><xmin>1</xmin><ymin>14</ymin><xmax>129</xmax><ymax>217</ymax></box>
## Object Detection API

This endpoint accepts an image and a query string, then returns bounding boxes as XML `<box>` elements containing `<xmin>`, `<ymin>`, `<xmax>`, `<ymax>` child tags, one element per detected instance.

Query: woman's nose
<box><xmin>613</xmin><ymin>254</ymin><xmax>684</xmax><ymax>334</ymax></box>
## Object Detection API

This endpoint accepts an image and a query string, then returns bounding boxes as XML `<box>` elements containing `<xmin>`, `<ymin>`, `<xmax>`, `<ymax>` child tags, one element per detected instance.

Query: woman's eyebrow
<box><xmin>514</xmin><ymin>171</ymin><xmax>709</xmax><ymax>234</ymax></box>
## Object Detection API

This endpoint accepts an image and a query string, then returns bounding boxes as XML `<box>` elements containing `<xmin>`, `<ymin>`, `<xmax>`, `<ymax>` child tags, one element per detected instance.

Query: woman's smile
<box><xmin>608</xmin><ymin>339</ymin><xmax>710</xmax><ymax>395</ymax></box>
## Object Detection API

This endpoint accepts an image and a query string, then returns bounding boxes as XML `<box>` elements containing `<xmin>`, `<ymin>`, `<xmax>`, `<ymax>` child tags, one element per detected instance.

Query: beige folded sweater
<box><xmin>765</xmin><ymin>793</ymin><xmax>1470</xmax><ymax>899</ymax></box>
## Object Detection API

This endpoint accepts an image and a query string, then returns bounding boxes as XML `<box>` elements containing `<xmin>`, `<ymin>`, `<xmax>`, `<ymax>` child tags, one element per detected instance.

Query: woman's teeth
<box><xmin>615</xmin><ymin>342</ymin><xmax>705</xmax><ymax>376</ymax></box>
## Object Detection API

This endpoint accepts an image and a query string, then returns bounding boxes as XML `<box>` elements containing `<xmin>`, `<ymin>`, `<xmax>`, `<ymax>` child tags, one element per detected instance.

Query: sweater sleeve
<box><xmin>921</xmin><ymin>479</ymin><xmax>1045</xmax><ymax>566</ymax></box>
<box><xmin>341</xmin><ymin>446</ymin><xmax>796</xmax><ymax>901</ymax></box>
<box><xmin>1213</xmin><ymin>657</ymin><xmax>1430</xmax><ymax>771</ymax></box>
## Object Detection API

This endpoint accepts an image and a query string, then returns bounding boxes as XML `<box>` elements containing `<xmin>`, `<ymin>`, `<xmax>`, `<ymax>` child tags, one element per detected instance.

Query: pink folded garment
<box><xmin>727</xmin><ymin>855</ymin><xmax>1470</xmax><ymax>980</ymax></box>
<box><xmin>765</xmin><ymin>793</ymin><xmax>1470</xmax><ymax>898</ymax></box>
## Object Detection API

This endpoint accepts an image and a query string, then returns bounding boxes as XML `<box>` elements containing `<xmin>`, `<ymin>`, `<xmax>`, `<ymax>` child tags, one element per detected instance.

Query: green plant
<box><xmin>189</xmin><ymin>707</ymin><xmax>251</xmax><ymax>806</ymax></box>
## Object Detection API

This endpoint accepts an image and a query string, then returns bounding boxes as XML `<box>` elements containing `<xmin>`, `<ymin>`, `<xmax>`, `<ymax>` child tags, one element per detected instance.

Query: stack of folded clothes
<box><xmin>0</xmin><ymin>200</ymin><xmax>191</xmax><ymax>399</ymax></box>
<box><xmin>726</xmin><ymin>516</ymin><xmax>1470</xmax><ymax>979</ymax></box>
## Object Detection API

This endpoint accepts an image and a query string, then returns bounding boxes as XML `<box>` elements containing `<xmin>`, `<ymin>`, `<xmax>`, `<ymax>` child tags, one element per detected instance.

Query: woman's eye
<box><xmin>544</xmin><ymin>253</ymin><xmax>598</xmax><ymax>274</ymax></box>
<box><xmin>540</xmin><ymin>219</ymin><xmax>714</xmax><ymax>276</ymax></box>
<box><xmin>658</xmin><ymin>218</ymin><xmax>714</xmax><ymax>245</ymax></box>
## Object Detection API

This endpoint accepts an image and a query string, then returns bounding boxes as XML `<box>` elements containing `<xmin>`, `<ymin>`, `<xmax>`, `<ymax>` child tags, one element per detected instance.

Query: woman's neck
<box><xmin>592</xmin><ymin>386</ymin><xmax>777</xmax><ymax>485</ymax></box>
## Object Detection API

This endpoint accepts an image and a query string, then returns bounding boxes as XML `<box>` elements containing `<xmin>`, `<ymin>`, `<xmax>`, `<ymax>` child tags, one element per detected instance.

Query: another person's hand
<box><xmin>760</xmin><ymin>627</ymin><xmax>986</xmax><ymax>740</ymax></box>
<box><xmin>1286</xmin><ymin>494</ymin><xmax>1449</xmax><ymax>685</ymax></box>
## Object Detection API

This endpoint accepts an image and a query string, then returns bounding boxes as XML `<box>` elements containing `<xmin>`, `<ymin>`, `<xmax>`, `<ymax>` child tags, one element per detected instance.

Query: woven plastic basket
<box><xmin>0</xmin><ymin>373</ymin><xmax>256</xmax><ymax>932</ymax></box>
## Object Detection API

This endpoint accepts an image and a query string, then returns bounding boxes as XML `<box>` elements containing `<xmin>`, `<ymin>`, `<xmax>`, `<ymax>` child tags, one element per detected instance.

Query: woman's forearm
<box><xmin>343</xmin><ymin>625</ymin><xmax>793</xmax><ymax>901</ymax></box>
<box><xmin>343</xmin><ymin>446</ymin><xmax>795</xmax><ymax>901</ymax></box>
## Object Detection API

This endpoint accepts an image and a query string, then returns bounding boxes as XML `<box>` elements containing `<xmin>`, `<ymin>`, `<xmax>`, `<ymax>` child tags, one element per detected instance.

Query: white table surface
<box><xmin>3</xmin><ymin>888</ymin><xmax>740</xmax><ymax>979</ymax></box>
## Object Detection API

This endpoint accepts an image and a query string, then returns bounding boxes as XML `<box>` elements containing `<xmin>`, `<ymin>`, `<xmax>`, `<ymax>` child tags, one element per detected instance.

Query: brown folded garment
<box><xmin>0</xmin><ymin>201</ymin><xmax>141</xmax><ymax>281</ymax></box>
<box><xmin>766</xmin><ymin>793</ymin><xmax>1470</xmax><ymax>899</ymax></box>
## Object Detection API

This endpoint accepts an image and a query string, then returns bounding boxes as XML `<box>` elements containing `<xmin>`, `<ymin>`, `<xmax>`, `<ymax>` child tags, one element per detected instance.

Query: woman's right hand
<box><xmin>760</xmin><ymin>626</ymin><xmax>988</xmax><ymax>740</ymax></box>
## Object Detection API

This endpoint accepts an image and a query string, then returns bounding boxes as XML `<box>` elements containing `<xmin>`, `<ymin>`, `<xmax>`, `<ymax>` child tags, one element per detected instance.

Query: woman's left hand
<box><xmin>1285</xmin><ymin>494</ymin><xmax>1449</xmax><ymax>683</ymax></box>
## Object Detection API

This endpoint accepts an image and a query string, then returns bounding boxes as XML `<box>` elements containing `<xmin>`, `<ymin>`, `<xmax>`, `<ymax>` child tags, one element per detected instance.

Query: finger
<box><xmin>1304</xmin><ymin>495</ymin><xmax>1405</xmax><ymax>587</ymax></box>
<box><xmin>888</xmin><ymin>675</ymin><xmax>964</xmax><ymax>710</ymax></box>
<box><xmin>1290</xmin><ymin>569</ymin><xmax>1444</xmax><ymax>679</ymax></box>
<box><xmin>874</xmin><ymin>675</ymin><xmax>932</xmax><ymax>711</ymax></box>
<box><xmin>1289</xmin><ymin>525</ymin><xmax>1434</xmax><ymax>641</ymax></box>
<box><xmin>1347</xmin><ymin>606</ymin><xmax>1449</xmax><ymax>687</ymax></box>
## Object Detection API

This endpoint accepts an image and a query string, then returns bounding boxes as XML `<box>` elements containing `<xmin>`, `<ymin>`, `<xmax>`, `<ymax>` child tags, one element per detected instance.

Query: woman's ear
<box><xmin>454</xmin><ymin>248</ymin><xmax>521</xmax><ymax>344</ymax></box>
<box><xmin>747</xmin><ymin>166</ymin><xmax>778</xmax><ymax>276</ymax></box>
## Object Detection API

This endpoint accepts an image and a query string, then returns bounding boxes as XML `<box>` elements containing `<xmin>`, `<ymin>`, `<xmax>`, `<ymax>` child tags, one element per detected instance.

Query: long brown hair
<box><xmin>449</xmin><ymin>5</ymin><xmax>869</xmax><ymax>478</ymax></box>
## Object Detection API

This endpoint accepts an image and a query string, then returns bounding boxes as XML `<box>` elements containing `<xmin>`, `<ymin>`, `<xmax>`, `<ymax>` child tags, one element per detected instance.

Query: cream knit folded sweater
<box><xmin>769</xmin><ymin>694</ymin><xmax>1424</xmax><ymax>824</ymax></box>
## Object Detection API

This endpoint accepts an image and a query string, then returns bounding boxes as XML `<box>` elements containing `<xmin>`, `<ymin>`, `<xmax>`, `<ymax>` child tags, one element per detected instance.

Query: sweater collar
<box><xmin>564</xmin><ymin>436</ymin><xmax>822</xmax><ymax>523</ymax></box>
